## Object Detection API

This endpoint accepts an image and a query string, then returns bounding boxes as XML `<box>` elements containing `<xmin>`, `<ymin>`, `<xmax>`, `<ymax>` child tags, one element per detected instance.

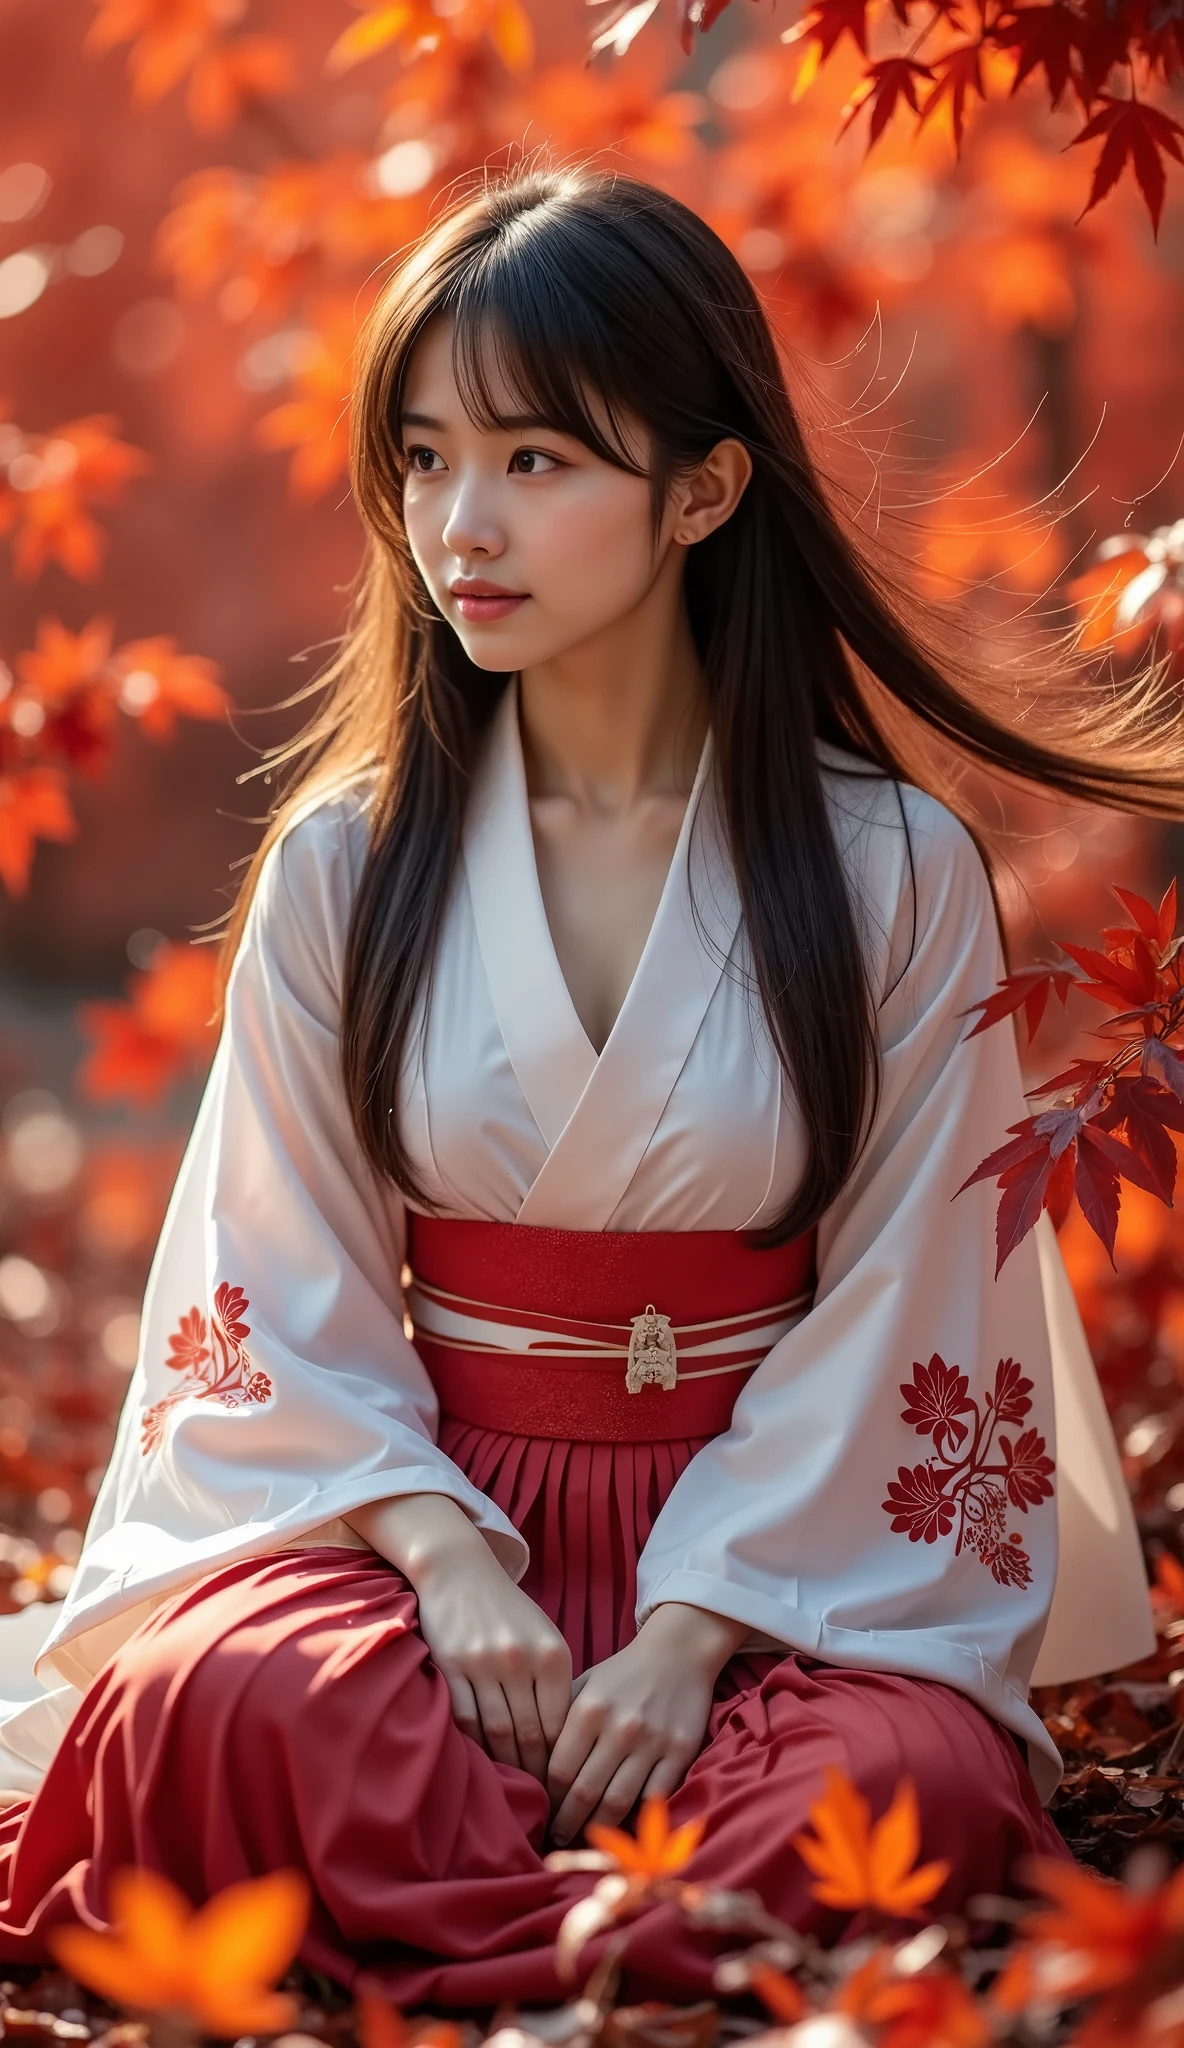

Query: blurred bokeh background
<box><xmin>1</xmin><ymin>0</ymin><xmax>1184</xmax><ymax>1795</ymax></box>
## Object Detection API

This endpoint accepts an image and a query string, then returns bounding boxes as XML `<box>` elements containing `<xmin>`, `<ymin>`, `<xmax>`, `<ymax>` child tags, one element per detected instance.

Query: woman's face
<box><xmin>398</xmin><ymin>318</ymin><xmax>685</xmax><ymax>673</ymax></box>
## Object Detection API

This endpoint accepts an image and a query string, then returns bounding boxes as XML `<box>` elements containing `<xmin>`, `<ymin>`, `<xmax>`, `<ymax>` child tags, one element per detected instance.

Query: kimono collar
<box><xmin>462</xmin><ymin>680</ymin><xmax>741</xmax><ymax>1230</ymax></box>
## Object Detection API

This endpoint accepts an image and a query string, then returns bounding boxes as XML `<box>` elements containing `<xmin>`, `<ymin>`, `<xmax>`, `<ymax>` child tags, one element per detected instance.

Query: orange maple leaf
<box><xmin>108</xmin><ymin>636</ymin><xmax>227</xmax><ymax>739</ymax></box>
<box><xmin>855</xmin><ymin>1964</ymin><xmax>989</xmax><ymax>2048</ymax></box>
<box><xmin>155</xmin><ymin>168</ymin><xmax>256</xmax><ymax>299</ymax></box>
<box><xmin>791</xmin><ymin>1767</ymin><xmax>950</xmax><ymax>1917</ymax></box>
<box><xmin>79</xmin><ymin>943</ymin><xmax>220</xmax><ymax>1106</ymax></box>
<box><xmin>1020</xmin><ymin>1856</ymin><xmax>1184</xmax><ymax>1997</ymax></box>
<box><xmin>16</xmin><ymin>616</ymin><xmax>115</xmax><ymax>702</ymax></box>
<box><xmin>255</xmin><ymin>301</ymin><xmax>358</xmax><ymax>498</ymax></box>
<box><xmin>586</xmin><ymin>1793</ymin><xmax>705</xmax><ymax>1879</ymax></box>
<box><xmin>187</xmin><ymin>34</ymin><xmax>297</xmax><ymax>132</ymax></box>
<box><xmin>87</xmin><ymin>0</ymin><xmax>222</xmax><ymax>103</ymax></box>
<box><xmin>0</xmin><ymin>769</ymin><xmax>77</xmax><ymax>895</ymax></box>
<box><xmin>0</xmin><ymin>416</ymin><xmax>151</xmax><ymax>583</ymax></box>
<box><xmin>10</xmin><ymin>618</ymin><xmax>119</xmax><ymax>775</ymax></box>
<box><xmin>749</xmin><ymin>1960</ymin><xmax>809</xmax><ymax>2023</ymax></box>
<box><xmin>49</xmin><ymin>1866</ymin><xmax>308</xmax><ymax>2036</ymax></box>
<box><xmin>355</xmin><ymin>1993</ymin><xmax>463</xmax><ymax>2048</ymax></box>
<box><xmin>328</xmin><ymin>0</ymin><xmax>533</xmax><ymax>76</ymax></box>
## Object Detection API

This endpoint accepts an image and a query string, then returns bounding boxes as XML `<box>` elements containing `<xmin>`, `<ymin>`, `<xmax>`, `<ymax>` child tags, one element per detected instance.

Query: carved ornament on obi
<box><xmin>626</xmin><ymin>1304</ymin><xmax>678</xmax><ymax>1393</ymax></box>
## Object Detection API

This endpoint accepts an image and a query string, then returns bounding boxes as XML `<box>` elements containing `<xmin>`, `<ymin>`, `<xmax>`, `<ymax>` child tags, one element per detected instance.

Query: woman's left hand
<box><xmin>546</xmin><ymin>1602</ymin><xmax>748</xmax><ymax>1845</ymax></box>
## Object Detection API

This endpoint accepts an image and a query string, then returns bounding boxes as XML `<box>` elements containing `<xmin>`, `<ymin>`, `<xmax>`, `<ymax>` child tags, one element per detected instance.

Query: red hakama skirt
<box><xmin>0</xmin><ymin>1221</ymin><xmax>1068</xmax><ymax>2007</ymax></box>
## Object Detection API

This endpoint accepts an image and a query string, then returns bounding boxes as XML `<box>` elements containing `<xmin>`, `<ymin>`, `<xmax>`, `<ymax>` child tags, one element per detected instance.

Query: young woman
<box><xmin>0</xmin><ymin>167</ymin><xmax>1165</xmax><ymax>2005</ymax></box>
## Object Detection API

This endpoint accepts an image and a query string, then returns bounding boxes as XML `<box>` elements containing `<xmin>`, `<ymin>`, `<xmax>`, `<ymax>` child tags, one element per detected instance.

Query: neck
<box><xmin>517</xmin><ymin>570</ymin><xmax>709</xmax><ymax>813</ymax></box>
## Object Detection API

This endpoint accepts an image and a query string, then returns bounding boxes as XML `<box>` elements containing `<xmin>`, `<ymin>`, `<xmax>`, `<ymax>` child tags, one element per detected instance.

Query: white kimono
<box><xmin>0</xmin><ymin>683</ymin><xmax>1149</xmax><ymax>1803</ymax></box>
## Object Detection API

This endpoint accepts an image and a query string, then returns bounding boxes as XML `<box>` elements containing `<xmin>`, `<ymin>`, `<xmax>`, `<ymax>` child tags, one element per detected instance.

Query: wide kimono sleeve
<box><xmin>634</xmin><ymin>787</ymin><xmax>1065</xmax><ymax>1795</ymax></box>
<box><xmin>37</xmin><ymin>790</ymin><xmax>527</xmax><ymax>1691</ymax></box>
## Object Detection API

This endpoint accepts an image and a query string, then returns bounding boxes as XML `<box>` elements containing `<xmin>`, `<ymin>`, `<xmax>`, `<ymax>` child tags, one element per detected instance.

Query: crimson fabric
<box><xmin>0</xmin><ymin>1453</ymin><xmax>1068</xmax><ymax>2007</ymax></box>
<box><xmin>407</xmin><ymin>1216</ymin><xmax>817</xmax><ymax>1442</ymax></box>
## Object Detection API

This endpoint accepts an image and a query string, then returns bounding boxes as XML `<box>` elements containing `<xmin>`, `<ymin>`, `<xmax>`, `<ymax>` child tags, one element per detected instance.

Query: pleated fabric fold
<box><xmin>439</xmin><ymin>1419</ymin><xmax>706</xmax><ymax>1674</ymax></box>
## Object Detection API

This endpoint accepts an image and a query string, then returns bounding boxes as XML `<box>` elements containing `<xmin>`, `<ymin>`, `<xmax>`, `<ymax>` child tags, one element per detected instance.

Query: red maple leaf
<box><xmin>78</xmin><ymin>942</ymin><xmax>219</xmax><ymax>1106</ymax></box>
<box><xmin>1113</xmin><ymin>880</ymin><xmax>1178</xmax><ymax>950</ymax></box>
<box><xmin>919</xmin><ymin>41</ymin><xmax>985</xmax><ymax>151</ymax></box>
<box><xmin>1100</xmin><ymin>1074</ymin><xmax>1184</xmax><ymax>1202</ymax></box>
<box><xmin>961</xmin><ymin>965</ymin><xmax>1075</xmax><ymax>1045</ymax></box>
<box><xmin>213</xmin><ymin>1282</ymin><xmax>250</xmax><ymax>1347</ymax></box>
<box><xmin>783</xmin><ymin>0</ymin><xmax>871</xmax><ymax>62</ymax></box>
<box><xmin>898</xmin><ymin>1355</ymin><xmax>975</xmax><ymax>1458</ymax></box>
<box><xmin>1058</xmin><ymin>936</ymin><xmax>1159</xmax><ymax>1010</ymax></box>
<box><xmin>1072</xmin><ymin>1122</ymin><xmax>1164</xmax><ymax>1260</ymax></box>
<box><xmin>840</xmin><ymin>56</ymin><xmax>934</xmax><ymax>146</ymax></box>
<box><xmin>166</xmin><ymin>1308</ymin><xmax>212</xmax><ymax>1379</ymax></box>
<box><xmin>992</xmin><ymin>1</ymin><xmax>1087</xmax><ymax>104</ymax></box>
<box><xmin>1071</xmin><ymin>94</ymin><xmax>1184</xmax><ymax>236</ymax></box>
<box><xmin>882</xmin><ymin>1464</ymin><xmax>958</xmax><ymax>1543</ymax></box>
<box><xmin>992</xmin><ymin>1357</ymin><xmax>1034</xmax><ymax>1426</ymax></box>
<box><xmin>0</xmin><ymin>768</ymin><xmax>77</xmax><ymax>894</ymax></box>
<box><xmin>1000</xmin><ymin>1428</ymin><xmax>1056</xmax><ymax>1510</ymax></box>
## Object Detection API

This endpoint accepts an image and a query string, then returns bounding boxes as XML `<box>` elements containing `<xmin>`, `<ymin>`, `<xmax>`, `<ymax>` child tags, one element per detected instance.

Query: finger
<box><xmin>551</xmin><ymin>1733</ymin><xmax>642</xmax><ymax>1847</ymax></box>
<box><xmin>447</xmin><ymin>1673</ymin><xmax>484</xmax><ymax>1747</ymax></box>
<box><xmin>640</xmin><ymin>1750</ymin><xmax>693</xmax><ymax>1805</ymax></box>
<box><xmin>546</xmin><ymin>1703</ymin><xmax>601</xmax><ymax>1817</ymax></box>
<box><xmin>475</xmin><ymin>1682</ymin><xmax>522</xmax><ymax>1770</ymax></box>
<box><xmin>584</xmin><ymin>1750</ymin><xmax>662</xmax><ymax>1835</ymax></box>
<box><xmin>536</xmin><ymin>1657</ymin><xmax>573</xmax><ymax>1750</ymax></box>
<box><xmin>502</xmin><ymin>1677</ymin><xmax>549</xmax><ymax>1782</ymax></box>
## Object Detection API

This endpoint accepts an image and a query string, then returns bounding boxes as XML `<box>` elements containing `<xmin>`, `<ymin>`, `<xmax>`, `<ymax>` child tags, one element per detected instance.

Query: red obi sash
<box><xmin>405</xmin><ymin>1216</ymin><xmax>817</xmax><ymax>1443</ymax></box>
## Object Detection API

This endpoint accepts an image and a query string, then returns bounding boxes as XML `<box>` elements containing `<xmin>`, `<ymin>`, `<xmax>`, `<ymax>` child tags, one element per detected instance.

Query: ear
<box><xmin>670</xmin><ymin>439</ymin><xmax>753</xmax><ymax>547</ymax></box>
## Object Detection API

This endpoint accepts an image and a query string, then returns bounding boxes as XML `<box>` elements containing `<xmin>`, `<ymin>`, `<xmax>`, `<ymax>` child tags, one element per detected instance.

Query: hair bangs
<box><xmin>446</xmin><ymin>247</ymin><xmax>650</xmax><ymax>480</ymax></box>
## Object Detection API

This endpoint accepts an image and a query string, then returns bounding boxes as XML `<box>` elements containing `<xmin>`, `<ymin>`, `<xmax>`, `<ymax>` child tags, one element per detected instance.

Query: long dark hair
<box><xmin>227</xmin><ymin>165</ymin><xmax>1183</xmax><ymax>1243</ymax></box>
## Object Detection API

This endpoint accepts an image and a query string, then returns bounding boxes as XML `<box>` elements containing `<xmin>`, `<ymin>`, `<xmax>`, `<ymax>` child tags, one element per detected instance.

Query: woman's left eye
<box><xmin>509</xmin><ymin>449</ymin><xmax>560</xmax><ymax>475</ymax></box>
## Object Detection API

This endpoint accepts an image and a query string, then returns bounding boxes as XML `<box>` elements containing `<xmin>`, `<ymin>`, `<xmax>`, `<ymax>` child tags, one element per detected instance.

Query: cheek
<box><xmin>402</xmin><ymin>489</ymin><xmax>445</xmax><ymax>588</ymax></box>
<box><xmin>529</xmin><ymin>479</ymin><xmax>655</xmax><ymax>612</ymax></box>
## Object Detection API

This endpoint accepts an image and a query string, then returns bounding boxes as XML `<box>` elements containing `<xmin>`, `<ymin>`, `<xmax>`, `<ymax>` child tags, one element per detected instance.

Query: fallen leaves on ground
<box><xmin>48</xmin><ymin>1867</ymin><xmax>309</xmax><ymax>2036</ymax></box>
<box><xmin>791</xmin><ymin>1768</ymin><xmax>950</xmax><ymax>1917</ymax></box>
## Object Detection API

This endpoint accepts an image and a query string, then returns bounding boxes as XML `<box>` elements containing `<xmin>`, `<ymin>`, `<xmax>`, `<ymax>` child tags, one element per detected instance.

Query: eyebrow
<box><xmin>399</xmin><ymin>409</ymin><xmax>565</xmax><ymax>435</ymax></box>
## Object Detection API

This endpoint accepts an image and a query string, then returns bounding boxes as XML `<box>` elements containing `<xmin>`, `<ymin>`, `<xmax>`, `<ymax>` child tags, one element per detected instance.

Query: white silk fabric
<box><xmin>0</xmin><ymin>682</ymin><xmax>1149</xmax><ymax>1801</ymax></box>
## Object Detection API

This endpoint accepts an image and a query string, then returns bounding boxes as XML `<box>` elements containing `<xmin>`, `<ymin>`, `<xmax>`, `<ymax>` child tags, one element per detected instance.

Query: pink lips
<box><xmin>450</xmin><ymin>579</ymin><xmax>528</xmax><ymax>623</ymax></box>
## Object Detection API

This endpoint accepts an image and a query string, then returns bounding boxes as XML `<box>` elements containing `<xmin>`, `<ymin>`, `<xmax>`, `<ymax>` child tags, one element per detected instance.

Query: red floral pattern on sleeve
<box><xmin>142</xmin><ymin>1282</ymin><xmax>273</xmax><ymax>1456</ymax></box>
<box><xmin>881</xmin><ymin>1354</ymin><xmax>1054</xmax><ymax>1590</ymax></box>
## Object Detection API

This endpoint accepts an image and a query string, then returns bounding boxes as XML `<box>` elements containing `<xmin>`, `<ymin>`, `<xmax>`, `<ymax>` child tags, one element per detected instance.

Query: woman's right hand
<box><xmin>346</xmin><ymin>1492</ymin><xmax>572</xmax><ymax>1781</ymax></box>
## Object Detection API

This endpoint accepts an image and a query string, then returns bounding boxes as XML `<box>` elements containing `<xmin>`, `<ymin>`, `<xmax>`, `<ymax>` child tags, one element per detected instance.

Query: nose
<box><xmin>440</xmin><ymin>475</ymin><xmax>506</xmax><ymax>562</ymax></box>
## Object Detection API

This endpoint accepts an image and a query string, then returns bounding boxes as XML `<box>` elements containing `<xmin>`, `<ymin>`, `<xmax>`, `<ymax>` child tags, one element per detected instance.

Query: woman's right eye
<box><xmin>406</xmin><ymin>446</ymin><xmax>444</xmax><ymax>474</ymax></box>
